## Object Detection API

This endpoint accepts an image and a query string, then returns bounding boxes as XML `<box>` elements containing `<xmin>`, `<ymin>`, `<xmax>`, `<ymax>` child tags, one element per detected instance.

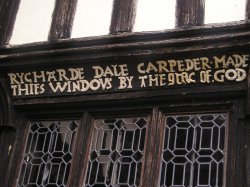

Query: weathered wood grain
<box><xmin>110</xmin><ymin>0</ymin><xmax>138</xmax><ymax>33</ymax></box>
<box><xmin>1</xmin><ymin>114</ymin><xmax>28</xmax><ymax>187</ymax></box>
<box><xmin>0</xmin><ymin>0</ymin><xmax>21</xmax><ymax>45</ymax></box>
<box><xmin>141</xmin><ymin>108</ymin><xmax>164</xmax><ymax>187</ymax></box>
<box><xmin>246</xmin><ymin>0</ymin><xmax>250</xmax><ymax>19</ymax></box>
<box><xmin>176</xmin><ymin>0</ymin><xmax>205</xmax><ymax>27</ymax></box>
<box><xmin>1</xmin><ymin>21</ymin><xmax>250</xmax><ymax>68</ymax></box>
<box><xmin>67</xmin><ymin>112</ymin><xmax>94</xmax><ymax>187</ymax></box>
<box><xmin>0</xmin><ymin>127</ymin><xmax>16</xmax><ymax>186</ymax></box>
<box><xmin>0</xmin><ymin>76</ymin><xmax>13</xmax><ymax>126</ymax></box>
<box><xmin>48</xmin><ymin>0</ymin><xmax>78</xmax><ymax>40</ymax></box>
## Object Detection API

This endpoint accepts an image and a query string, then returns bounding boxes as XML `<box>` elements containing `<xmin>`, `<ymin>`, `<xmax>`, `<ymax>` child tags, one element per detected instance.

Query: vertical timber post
<box><xmin>175</xmin><ymin>0</ymin><xmax>205</xmax><ymax>27</ymax></box>
<box><xmin>246</xmin><ymin>0</ymin><xmax>250</xmax><ymax>20</ymax></box>
<box><xmin>0</xmin><ymin>77</ymin><xmax>17</xmax><ymax>186</ymax></box>
<box><xmin>0</xmin><ymin>0</ymin><xmax>21</xmax><ymax>45</ymax></box>
<box><xmin>48</xmin><ymin>0</ymin><xmax>78</xmax><ymax>40</ymax></box>
<box><xmin>109</xmin><ymin>0</ymin><xmax>138</xmax><ymax>34</ymax></box>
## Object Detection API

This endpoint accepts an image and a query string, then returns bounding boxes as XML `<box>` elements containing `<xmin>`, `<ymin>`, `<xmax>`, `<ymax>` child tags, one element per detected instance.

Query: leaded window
<box><xmin>16</xmin><ymin>111</ymin><xmax>228</xmax><ymax>187</ymax></box>
<box><xmin>18</xmin><ymin>120</ymin><xmax>79</xmax><ymax>187</ymax></box>
<box><xmin>159</xmin><ymin>113</ymin><xmax>227</xmax><ymax>187</ymax></box>
<box><xmin>84</xmin><ymin>117</ymin><xmax>147</xmax><ymax>187</ymax></box>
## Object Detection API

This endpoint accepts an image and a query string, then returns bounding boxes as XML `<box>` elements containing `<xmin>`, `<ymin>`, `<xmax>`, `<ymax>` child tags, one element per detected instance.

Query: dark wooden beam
<box><xmin>48</xmin><ymin>0</ymin><xmax>78</xmax><ymax>41</ymax></box>
<box><xmin>246</xmin><ymin>0</ymin><xmax>250</xmax><ymax>19</ymax></box>
<box><xmin>247</xmin><ymin>127</ymin><xmax>250</xmax><ymax>187</ymax></box>
<box><xmin>0</xmin><ymin>0</ymin><xmax>21</xmax><ymax>45</ymax></box>
<box><xmin>109</xmin><ymin>0</ymin><xmax>138</xmax><ymax>34</ymax></box>
<box><xmin>141</xmin><ymin>108</ymin><xmax>164</xmax><ymax>187</ymax></box>
<box><xmin>248</xmin><ymin>68</ymin><xmax>250</xmax><ymax>114</ymax></box>
<box><xmin>0</xmin><ymin>77</ymin><xmax>12</xmax><ymax>126</ymax></box>
<box><xmin>175</xmin><ymin>0</ymin><xmax>205</xmax><ymax>27</ymax></box>
<box><xmin>0</xmin><ymin>127</ymin><xmax>16</xmax><ymax>186</ymax></box>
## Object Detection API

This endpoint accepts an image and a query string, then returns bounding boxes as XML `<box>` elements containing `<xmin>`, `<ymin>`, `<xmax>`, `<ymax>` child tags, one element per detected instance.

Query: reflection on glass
<box><xmin>10</xmin><ymin>0</ymin><xmax>55</xmax><ymax>45</ymax></box>
<box><xmin>134</xmin><ymin>0</ymin><xmax>176</xmax><ymax>32</ymax></box>
<box><xmin>18</xmin><ymin>120</ymin><xmax>79</xmax><ymax>187</ymax></box>
<box><xmin>159</xmin><ymin>113</ymin><xmax>227</xmax><ymax>187</ymax></box>
<box><xmin>71</xmin><ymin>0</ymin><xmax>113</xmax><ymax>38</ymax></box>
<box><xmin>84</xmin><ymin>117</ymin><xmax>147</xmax><ymax>187</ymax></box>
<box><xmin>205</xmin><ymin>0</ymin><xmax>245</xmax><ymax>24</ymax></box>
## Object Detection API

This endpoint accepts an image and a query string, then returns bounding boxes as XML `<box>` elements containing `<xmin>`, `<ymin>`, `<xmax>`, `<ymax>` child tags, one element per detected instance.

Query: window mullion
<box><xmin>175</xmin><ymin>0</ymin><xmax>205</xmax><ymax>27</ymax></box>
<box><xmin>141</xmin><ymin>107</ymin><xmax>164</xmax><ymax>187</ymax></box>
<box><xmin>109</xmin><ymin>0</ymin><xmax>138</xmax><ymax>34</ymax></box>
<box><xmin>48</xmin><ymin>0</ymin><xmax>78</xmax><ymax>41</ymax></box>
<box><xmin>67</xmin><ymin>112</ymin><xmax>93</xmax><ymax>187</ymax></box>
<box><xmin>0</xmin><ymin>0</ymin><xmax>21</xmax><ymax>45</ymax></box>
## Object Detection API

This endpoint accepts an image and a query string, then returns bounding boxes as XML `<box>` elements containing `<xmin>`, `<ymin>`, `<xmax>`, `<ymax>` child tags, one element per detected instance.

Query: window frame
<box><xmin>0</xmin><ymin>1</ymin><xmax>250</xmax><ymax>187</ymax></box>
<box><xmin>12</xmin><ymin>101</ymin><xmax>237</xmax><ymax>187</ymax></box>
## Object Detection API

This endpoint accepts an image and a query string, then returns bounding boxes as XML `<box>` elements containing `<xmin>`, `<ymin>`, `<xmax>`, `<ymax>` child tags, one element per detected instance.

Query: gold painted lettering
<box><xmin>168</xmin><ymin>60</ymin><xmax>177</xmax><ymax>72</ymax></box>
<box><xmin>68</xmin><ymin>68</ymin><xmax>84</xmax><ymax>80</ymax></box>
<box><xmin>225</xmin><ymin>69</ymin><xmax>237</xmax><ymax>81</ymax></box>
<box><xmin>16</xmin><ymin>73</ymin><xmax>25</xmax><ymax>84</ymax></box>
<box><xmin>213</xmin><ymin>55</ymin><xmax>226</xmax><ymax>69</ymax></box>
<box><xmin>24</xmin><ymin>72</ymin><xmax>32</xmax><ymax>83</ymax></box>
<box><xmin>214</xmin><ymin>69</ymin><xmax>225</xmax><ymax>82</ymax></box>
<box><xmin>80</xmin><ymin>80</ymin><xmax>90</xmax><ymax>92</ymax></box>
<box><xmin>8</xmin><ymin>73</ymin><xmax>19</xmax><ymax>84</ymax></box>
<box><xmin>92</xmin><ymin>66</ymin><xmax>104</xmax><ymax>78</ymax></box>
<box><xmin>10</xmin><ymin>85</ymin><xmax>18</xmax><ymax>96</ymax></box>
<box><xmin>193</xmin><ymin>58</ymin><xmax>201</xmax><ymax>71</ymax></box>
<box><xmin>159</xmin><ymin>74</ymin><xmax>166</xmax><ymax>86</ymax></box>
<box><xmin>200</xmin><ymin>57</ymin><xmax>211</xmax><ymax>70</ymax></box>
<box><xmin>236</xmin><ymin>68</ymin><xmax>247</xmax><ymax>81</ymax></box>
<box><xmin>156</xmin><ymin>61</ymin><xmax>169</xmax><ymax>73</ymax></box>
<box><xmin>137</xmin><ymin>63</ymin><xmax>145</xmax><ymax>74</ymax></box>
<box><xmin>146</xmin><ymin>62</ymin><xmax>158</xmax><ymax>73</ymax></box>
<box><xmin>56</xmin><ymin>69</ymin><xmax>69</xmax><ymax>81</ymax></box>
<box><xmin>177</xmin><ymin>60</ymin><xmax>185</xmax><ymax>71</ymax></box>
<box><xmin>168</xmin><ymin>73</ymin><xmax>175</xmax><ymax>85</ymax></box>
<box><xmin>119</xmin><ymin>64</ymin><xmax>129</xmax><ymax>76</ymax></box>
<box><xmin>139</xmin><ymin>75</ymin><xmax>147</xmax><ymax>87</ymax></box>
<box><xmin>233</xmin><ymin>54</ymin><xmax>249</xmax><ymax>68</ymax></box>
<box><xmin>184</xmin><ymin>59</ymin><xmax>194</xmax><ymax>71</ymax></box>
<box><xmin>148</xmin><ymin>74</ymin><xmax>159</xmax><ymax>87</ymax></box>
<box><xmin>32</xmin><ymin>71</ymin><xmax>46</xmax><ymax>83</ymax></box>
<box><xmin>46</xmin><ymin>71</ymin><xmax>57</xmax><ymax>82</ymax></box>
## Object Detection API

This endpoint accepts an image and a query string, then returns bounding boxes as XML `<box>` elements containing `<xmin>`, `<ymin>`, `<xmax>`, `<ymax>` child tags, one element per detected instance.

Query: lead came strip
<box><xmin>159</xmin><ymin>113</ymin><xmax>227</xmax><ymax>187</ymax></box>
<box><xmin>84</xmin><ymin>117</ymin><xmax>147</xmax><ymax>187</ymax></box>
<box><xmin>18</xmin><ymin>120</ymin><xmax>79</xmax><ymax>187</ymax></box>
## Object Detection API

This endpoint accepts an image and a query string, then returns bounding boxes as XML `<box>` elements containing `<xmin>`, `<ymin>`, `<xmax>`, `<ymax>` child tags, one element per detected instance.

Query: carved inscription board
<box><xmin>7</xmin><ymin>54</ymin><xmax>249</xmax><ymax>98</ymax></box>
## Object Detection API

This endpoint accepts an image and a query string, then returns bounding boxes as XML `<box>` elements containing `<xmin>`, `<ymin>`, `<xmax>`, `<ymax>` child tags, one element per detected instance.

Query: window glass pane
<box><xmin>10</xmin><ymin>0</ymin><xmax>55</xmax><ymax>45</ymax></box>
<box><xmin>84</xmin><ymin>117</ymin><xmax>147</xmax><ymax>187</ymax></box>
<box><xmin>134</xmin><ymin>0</ymin><xmax>175</xmax><ymax>32</ymax></box>
<box><xmin>205</xmin><ymin>0</ymin><xmax>245</xmax><ymax>24</ymax></box>
<box><xmin>72</xmin><ymin>0</ymin><xmax>113</xmax><ymax>38</ymax></box>
<box><xmin>18</xmin><ymin>120</ymin><xmax>79</xmax><ymax>187</ymax></box>
<box><xmin>159</xmin><ymin>113</ymin><xmax>227</xmax><ymax>187</ymax></box>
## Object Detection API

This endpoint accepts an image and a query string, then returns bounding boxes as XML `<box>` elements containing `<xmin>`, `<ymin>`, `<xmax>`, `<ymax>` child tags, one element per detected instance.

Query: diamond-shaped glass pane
<box><xmin>159</xmin><ymin>113</ymin><xmax>227</xmax><ymax>187</ymax></box>
<box><xmin>18</xmin><ymin>120</ymin><xmax>79</xmax><ymax>187</ymax></box>
<box><xmin>212</xmin><ymin>150</ymin><xmax>224</xmax><ymax>162</ymax></box>
<box><xmin>84</xmin><ymin>116</ymin><xmax>147</xmax><ymax>187</ymax></box>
